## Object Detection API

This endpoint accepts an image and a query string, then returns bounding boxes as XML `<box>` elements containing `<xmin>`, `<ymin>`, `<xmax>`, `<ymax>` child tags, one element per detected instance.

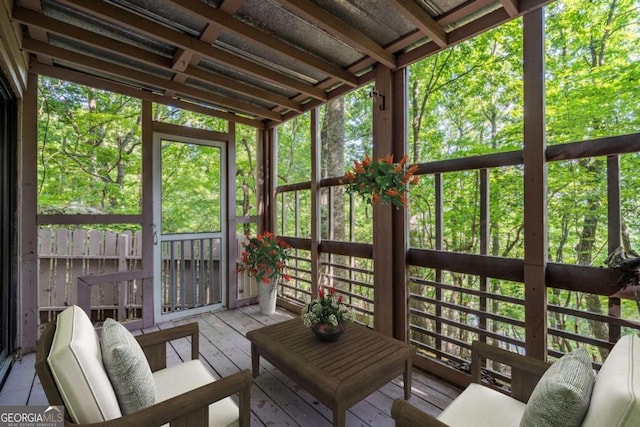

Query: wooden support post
<box><xmin>19</xmin><ymin>72</ymin><xmax>38</xmax><ymax>352</ymax></box>
<box><xmin>227</xmin><ymin>122</ymin><xmax>239</xmax><ymax>308</ymax></box>
<box><xmin>311</xmin><ymin>108</ymin><xmax>321</xmax><ymax>298</ymax></box>
<box><xmin>435</xmin><ymin>173</ymin><xmax>443</xmax><ymax>355</ymax></box>
<box><xmin>117</xmin><ymin>233</ymin><xmax>129</xmax><ymax>321</ymax></box>
<box><xmin>257</xmin><ymin>128</ymin><xmax>266</xmax><ymax>233</ymax></box>
<box><xmin>479</xmin><ymin>169</ymin><xmax>489</xmax><ymax>346</ymax></box>
<box><xmin>373</xmin><ymin>65</ymin><xmax>394</xmax><ymax>336</ymax></box>
<box><xmin>141</xmin><ymin>100</ymin><xmax>154</xmax><ymax>327</ymax></box>
<box><xmin>607</xmin><ymin>155</ymin><xmax>621</xmax><ymax>342</ymax></box>
<box><xmin>268</xmin><ymin>128</ymin><xmax>277</xmax><ymax>233</ymax></box>
<box><xmin>392</xmin><ymin>68</ymin><xmax>408</xmax><ymax>341</ymax></box>
<box><xmin>523</xmin><ymin>9</ymin><xmax>547</xmax><ymax>360</ymax></box>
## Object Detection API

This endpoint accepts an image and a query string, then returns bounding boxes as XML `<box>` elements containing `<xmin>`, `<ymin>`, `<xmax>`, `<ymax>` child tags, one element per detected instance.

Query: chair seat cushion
<box><xmin>438</xmin><ymin>383</ymin><xmax>526</xmax><ymax>427</ymax></box>
<box><xmin>47</xmin><ymin>306</ymin><xmax>122</xmax><ymax>424</ymax></box>
<box><xmin>582</xmin><ymin>334</ymin><xmax>640</xmax><ymax>427</ymax></box>
<box><xmin>519</xmin><ymin>347</ymin><xmax>595</xmax><ymax>427</ymax></box>
<box><xmin>101</xmin><ymin>318</ymin><xmax>156</xmax><ymax>414</ymax></box>
<box><xmin>153</xmin><ymin>360</ymin><xmax>240</xmax><ymax>427</ymax></box>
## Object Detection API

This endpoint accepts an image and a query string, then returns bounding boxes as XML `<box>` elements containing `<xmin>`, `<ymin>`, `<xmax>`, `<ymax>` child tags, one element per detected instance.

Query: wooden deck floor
<box><xmin>0</xmin><ymin>305</ymin><xmax>461</xmax><ymax>426</ymax></box>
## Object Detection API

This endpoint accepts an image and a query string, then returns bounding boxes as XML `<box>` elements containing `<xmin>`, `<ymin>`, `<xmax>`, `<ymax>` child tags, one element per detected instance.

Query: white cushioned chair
<box><xmin>36</xmin><ymin>305</ymin><xmax>252</xmax><ymax>427</ymax></box>
<box><xmin>392</xmin><ymin>335</ymin><xmax>640</xmax><ymax>427</ymax></box>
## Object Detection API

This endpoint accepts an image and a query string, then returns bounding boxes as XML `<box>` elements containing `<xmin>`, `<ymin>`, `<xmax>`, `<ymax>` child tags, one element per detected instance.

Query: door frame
<box><xmin>152</xmin><ymin>131</ymin><xmax>227</xmax><ymax>322</ymax></box>
<box><xmin>0</xmin><ymin>71</ymin><xmax>17</xmax><ymax>383</ymax></box>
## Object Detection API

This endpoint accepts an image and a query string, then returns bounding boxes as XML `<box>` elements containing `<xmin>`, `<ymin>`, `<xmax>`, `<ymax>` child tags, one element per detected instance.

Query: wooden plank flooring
<box><xmin>0</xmin><ymin>306</ymin><xmax>460</xmax><ymax>426</ymax></box>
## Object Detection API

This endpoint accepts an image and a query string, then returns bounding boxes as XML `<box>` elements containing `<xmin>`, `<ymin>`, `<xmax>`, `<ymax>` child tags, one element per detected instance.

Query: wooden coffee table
<box><xmin>246</xmin><ymin>318</ymin><xmax>414</xmax><ymax>426</ymax></box>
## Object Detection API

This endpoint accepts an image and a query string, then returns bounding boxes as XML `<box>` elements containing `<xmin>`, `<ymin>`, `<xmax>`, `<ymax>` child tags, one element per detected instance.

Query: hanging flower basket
<box><xmin>343</xmin><ymin>154</ymin><xmax>419</xmax><ymax>208</ymax></box>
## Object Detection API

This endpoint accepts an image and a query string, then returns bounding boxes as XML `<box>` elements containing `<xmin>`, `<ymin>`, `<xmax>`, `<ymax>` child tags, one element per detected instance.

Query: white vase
<box><xmin>258</xmin><ymin>281</ymin><xmax>277</xmax><ymax>315</ymax></box>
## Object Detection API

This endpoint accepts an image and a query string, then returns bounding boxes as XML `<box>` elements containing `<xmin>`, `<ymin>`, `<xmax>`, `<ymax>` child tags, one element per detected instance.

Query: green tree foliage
<box><xmin>544</xmin><ymin>0</ymin><xmax>640</xmax><ymax>356</ymax></box>
<box><xmin>277</xmin><ymin>113</ymin><xmax>311</xmax><ymax>186</ymax></box>
<box><xmin>406</xmin><ymin>0</ymin><xmax>640</xmax><ymax>359</ymax></box>
<box><xmin>154</xmin><ymin>104</ymin><xmax>227</xmax><ymax>133</ymax></box>
<box><xmin>408</xmin><ymin>19</ymin><xmax>524</xmax><ymax>257</ymax></box>
<box><xmin>37</xmin><ymin>79</ymin><xmax>259</xmax><ymax>236</ymax></box>
<box><xmin>546</xmin><ymin>0</ymin><xmax>640</xmax><ymax>144</ymax></box>
<box><xmin>36</xmin><ymin>0</ymin><xmax>640</xmax><ymax>361</ymax></box>
<box><xmin>236</xmin><ymin>124</ymin><xmax>259</xmax><ymax>222</ymax></box>
<box><xmin>38</xmin><ymin>77</ymin><xmax>142</xmax><ymax>215</ymax></box>
<box><xmin>160</xmin><ymin>139</ymin><xmax>222</xmax><ymax>233</ymax></box>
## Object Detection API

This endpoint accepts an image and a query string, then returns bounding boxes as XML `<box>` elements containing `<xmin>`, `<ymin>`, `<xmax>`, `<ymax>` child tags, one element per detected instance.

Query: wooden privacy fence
<box><xmin>38</xmin><ymin>228</ymin><xmax>143</xmax><ymax>323</ymax></box>
<box><xmin>39</xmin><ymin>228</ymin><xmax>257</xmax><ymax>324</ymax></box>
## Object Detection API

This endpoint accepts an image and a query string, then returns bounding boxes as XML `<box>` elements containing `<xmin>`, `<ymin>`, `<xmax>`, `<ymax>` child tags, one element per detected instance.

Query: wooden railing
<box><xmin>278</xmin><ymin>248</ymin><xmax>313</xmax><ymax>306</ymax></box>
<box><xmin>275</xmin><ymin>132</ymin><xmax>640</xmax><ymax>387</ymax></box>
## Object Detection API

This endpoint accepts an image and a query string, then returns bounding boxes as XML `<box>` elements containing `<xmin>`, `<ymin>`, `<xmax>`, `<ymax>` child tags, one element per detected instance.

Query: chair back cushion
<box><xmin>101</xmin><ymin>318</ymin><xmax>156</xmax><ymax>414</ymax></box>
<box><xmin>47</xmin><ymin>306</ymin><xmax>122</xmax><ymax>423</ymax></box>
<box><xmin>519</xmin><ymin>347</ymin><xmax>595</xmax><ymax>427</ymax></box>
<box><xmin>582</xmin><ymin>334</ymin><xmax>640</xmax><ymax>427</ymax></box>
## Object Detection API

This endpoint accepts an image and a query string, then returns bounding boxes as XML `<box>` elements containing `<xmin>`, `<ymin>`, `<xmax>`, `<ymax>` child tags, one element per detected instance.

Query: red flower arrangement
<box><xmin>238</xmin><ymin>232</ymin><xmax>291</xmax><ymax>285</ymax></box>
<box><xmin>344</xmin><ymin>154</ymin><xmax>419</xmax><ymax>208</ymax></box>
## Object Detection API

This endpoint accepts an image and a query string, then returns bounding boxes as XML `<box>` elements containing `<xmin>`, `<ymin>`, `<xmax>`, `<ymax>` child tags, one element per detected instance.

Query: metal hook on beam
<box><xmin>370</xmin><ymin>89</ymin><xmax>385</xmax><ymax>111</ymax></box>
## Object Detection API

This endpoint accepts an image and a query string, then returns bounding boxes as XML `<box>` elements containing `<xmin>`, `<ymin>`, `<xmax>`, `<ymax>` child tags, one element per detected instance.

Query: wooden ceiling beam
<box><xmin>272</xmin><ymin>29</ymin><xmax>425</xmax><ymax>114</ymax></box>
<box><xmin>186</xmin><ymin>0</ymin><xmax>243</xmax><ymax>65</ymax></box>
<box><xmin>167</xmin><ymin>0</ymin><xmax>244</xmax><ymax>93</ymax></box>
<box><xmin>389</xmin><ymin>0</ymin><xmax>448</xmax><ymax>48</ymax></box>
<box><xmin>168</xmin><ymin>0</ymin><xmax>359</xmax><ymax>87</ymax></box>
<box><xmin>20</xmin><ymin>0</ymin><xmax>52</xmax><ymax>66</ymax></box>
<box><xmin>13</xmin><ymin>7</ymin><xmax>167</xmax><ymax>68</ymax></box>
<box><xmin>30</xmin><ymin>61</ymin><xmax>264</xmax><ymax>128</ymax></box>
<box><xmin>185</xmin><ymin>65</ymin><xmax>302</xmax><ymax>112</ymax></box>
<box><xmin>22</xmin><ymin>38</ymin><xmax>284</xmax><ymax>121</ymax></box>
<box><xmin>171</xmin><ymin>48</ymin><xmax>192</xmax><ymax>73</ymax></box>
<box><xmin>501</xmin><ymin>0</ymin><xmax>520</xmax><ymax>17</ymax></box>
<box><xmin>274</xmin><ymin>0</ymin><xmax>397</xmax><ymax>70</ymax></box>
<box><xmin>436</xmin><ymin>0</ymin><xmax>497</xmax><ymax>27</ymax></box>
<box><xmin>167</xmin><ymin>20</ymin><xmax>219</xmax><ymax>94</ymax></box>
<box><xmin>13</xmin><ymin>7</ymin><xmax>302</xmax><ymax>113</ymax></box>
<box><xmin>397</xmin><ymin>0</ymin><xmax>555</xmax><ymax>68</ymax></box>
<box><xmin>0</xmin><ymin>1</ymin><xmax>27</xmax><ymax>95</ymax></box>
<box><xmin>56</xmin><ymin>0</ymin><xmax>327</xmax><ymax>101</ymax></box>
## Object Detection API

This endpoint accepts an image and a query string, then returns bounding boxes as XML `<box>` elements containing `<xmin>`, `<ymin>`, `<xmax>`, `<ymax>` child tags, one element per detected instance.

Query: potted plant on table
<box><xmin>302</xmin><ymin>286</ymin><xmax>354</xmax><ymax>342</ymax></box>
<box><xmin>238</xmin><ymin>232</ymin><xmax>291</xmax><ymax>315</ymax></box>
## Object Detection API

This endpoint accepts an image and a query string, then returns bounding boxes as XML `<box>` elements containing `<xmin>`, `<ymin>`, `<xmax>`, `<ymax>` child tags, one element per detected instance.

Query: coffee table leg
<box><xmin>251</xmin><ymin>342</ymin><xmax>260</xmax><ymax>378</ymax></box>
<box><xmin>404</xmin><ymin>358</ymin><xmax>412</xmax><ymax>400</ymax></box>
<box><xmin>333</xmin><ymin>406</ymin><xmax>345</xmax><ymax>427</ymax></box>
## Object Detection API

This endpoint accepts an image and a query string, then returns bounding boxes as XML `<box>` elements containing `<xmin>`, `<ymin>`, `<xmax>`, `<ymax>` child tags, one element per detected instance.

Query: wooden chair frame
<box><xmin>391</xmin><ymin>341</ymin><xmax>552</xmax><ymax>427</ymax></box>
<box><xmin>36</xmin><ymin>320</ymin><xmax>252</xmax><ymax>427</ymax></box>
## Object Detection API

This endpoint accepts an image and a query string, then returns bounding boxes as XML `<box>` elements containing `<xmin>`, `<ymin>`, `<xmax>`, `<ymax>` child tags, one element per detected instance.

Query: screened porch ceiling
<box><xmin>13</xmin><ymin>0</ymin><xmax>550</xmax><ymax>128</ymax></box>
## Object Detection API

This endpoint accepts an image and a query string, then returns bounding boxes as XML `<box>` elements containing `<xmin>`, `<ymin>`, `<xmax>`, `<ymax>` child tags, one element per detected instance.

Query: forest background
<box><xmin>36</xmin><ymin>0</ymin><xmax>640</xmax><ymax>361</ymax></box>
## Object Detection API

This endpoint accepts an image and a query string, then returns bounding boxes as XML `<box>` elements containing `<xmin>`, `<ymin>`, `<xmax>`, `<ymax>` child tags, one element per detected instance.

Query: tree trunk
<box><xmin>320</xmin><ymin>99</ymin><xmax>345</xmax><ymax>242</ymax></box>
<box><xmin>574</xmin><ymin>158</ymin><xmax>608</xmax><ymax>359</ymax></box>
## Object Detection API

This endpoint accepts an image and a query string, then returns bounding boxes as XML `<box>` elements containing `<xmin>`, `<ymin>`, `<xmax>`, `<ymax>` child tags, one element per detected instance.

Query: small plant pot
<box><xmin>312</xmin><ymin>323</ymin><xmax>345</xmax><ymax>342</ymax></box>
